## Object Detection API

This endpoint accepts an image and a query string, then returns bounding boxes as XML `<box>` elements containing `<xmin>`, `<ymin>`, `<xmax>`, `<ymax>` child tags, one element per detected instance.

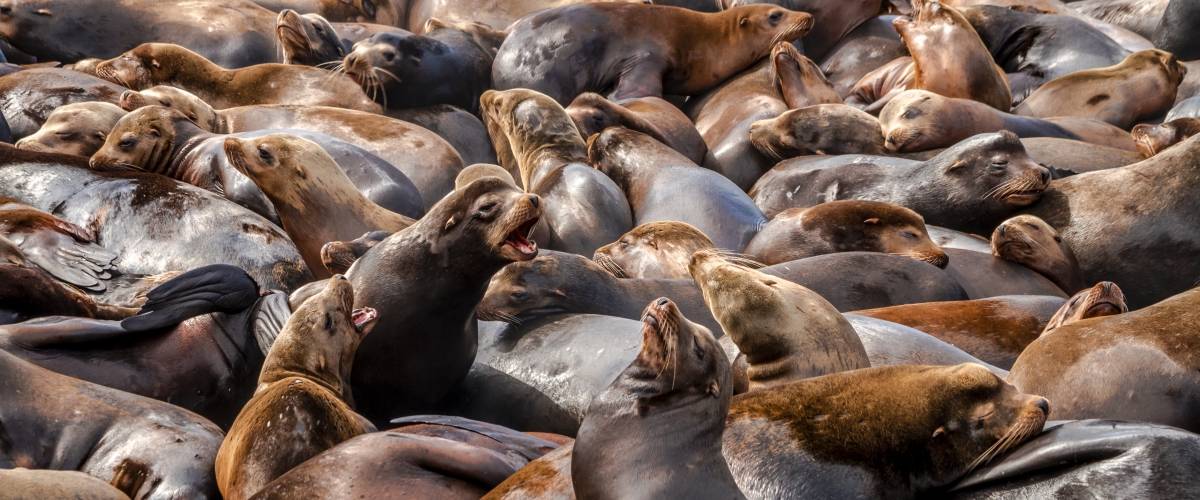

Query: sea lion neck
<box><xmin>160</xmin><ymin>46</ymin><xmax>227</xmax><ymax>90</ymax></box>
<box><xmin>165</xmin><ymin>120</ymin><xmax>216</xmax><ymax>177</ymax></box>
<box><xmin>523</xmin><ymin>143</ymin><xmax>586</xmax><ymax>189</ymax></box>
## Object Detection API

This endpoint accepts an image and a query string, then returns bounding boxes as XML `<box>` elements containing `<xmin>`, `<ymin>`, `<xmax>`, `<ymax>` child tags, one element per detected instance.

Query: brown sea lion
<box><xmin>216</xmin><ymin>275</ymin><xmax>378</xmax><ymax>500</ymax></box>
<box><xmin>749</xmin><ymin>103</ymin><xmax>885</xmax><ymax>158</ymax></box>
<box><xmin>224</xmin><ymin>134</ymin><xmax>415</xmax><ymax>279</ymax></box>
<box><xmin>723</xmin><ymin>364</ymin><xmax>1049</xmax><ymax>498</ymax></box>
<box><xmin>388</xmin><ymin>104</ymin><xmax>497</xmax><ymax>166</ymax></box>
<box><xmin>15</xmin><ymin>102</ymin><xmax>126</xmax><ymax>157</ymax></box>
<box><xmin>902</xmin><ymin>136</ymin><xmax>1146</xmax><ymax>174</ymax></box>
<box><xmin>566</xmin><ymin>93</ymin><xmax>709</xmax><ymax>166</ymax></box>
<box><xmin>0</xmin><ymin>68</ymin><xmax>126</xmax><ymax>140</ymax></box>
<box><xmin>879</xmin><ymin>89</ymin><xmax>1137</xmax><ymax>153</ymax></box>
<box><xmin>592</xmin><ymin>221</ymin><xmax>717</xmax><ymax>280</ymax></box>
<box><xmin>1041</xmin><ymin>281</ymin><xmax>1127</xmax><ymax>334</ymax></box>
<box><xmin>944</xmin><ymin>247</ymin><xmax>1067</xmax><ymax>299</ymax></box>
<box><xmin>722</xmin><ymin>0</ymin><xmax>888</xmax><ymax>62</ymax></box>
<box><xmin>1131</xmin><ymin>118</ymin><xmax>1200</xmax><ymax>157</ymax></box>
<box><xmin>991</xmin><ymin>214</ymin><xmax>1085</xmax><ymax>293</ymax></box>
<box><xmin>844</xmin><ymin>55</ymin><xmax>916</xmax><ymax>114</ymax></box>
<box><xmin>454</xmin><ymin>163</ymin><xmax>516</xmax><ymax>191</ymax></box>
<box><xmin>1015</xmin><ymin>49</ymin><xmax>1186</xmax><ymax>130</ymax></box>
<box><xmin>274</xmin><ymin>9</ymin><xmax>409</xmax><ymax>66</ymax></box>
<box><xmin>94</xmin><ymin>43</ymin><xmax>379</xmax><ymax>112</ymax></box>
<box><xmin>0</xmin><ymin>468</ymin><xmax>130</xmax><ymax>500</ymax></box>
<box><xmin>1008</xmin><ymin>287</ymin><xmax>1200</xmax><ymax>432</ymax></box>
<box><xmin>483</xmin><ymin>444</ymin><xmax>575</xmax><ymax>500</ymax></box>
<box><xmin>743</xmin><ymin>200</ymin><xmax>948</xmax><ymax>267</ymax></box>
<box><xmin>819</xmin><ymin>15</ymin><xmax>907</xmax><ymax>97</ymax></box>
<box><xmin>492</xmin><ymin>3</ymin><xmax>814</xmax><ymax>104</ymax></box>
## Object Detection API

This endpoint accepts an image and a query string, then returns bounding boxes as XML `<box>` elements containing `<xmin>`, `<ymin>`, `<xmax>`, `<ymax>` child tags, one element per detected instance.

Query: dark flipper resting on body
<box><xmin>121</xmin><ymin>264</ymin><xmax>259</xmax><ymax>332</ymax></box>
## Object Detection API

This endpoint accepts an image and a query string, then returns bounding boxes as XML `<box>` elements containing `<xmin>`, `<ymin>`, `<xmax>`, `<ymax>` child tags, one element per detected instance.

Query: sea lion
<box><xmin>94</xmin><ymin>43</ymin><xmax>379</xmax><ymax>112</ymax></box>
<box><xmin>723</xmin><ymin>364</ymin><xmax>1049</xmax><ymax>498</ymax></box>
<box><xmin>743</xmin><ymin>200</ymin><xmax>949</xmax><ymax>267</ymax></box>
<box><xmin>480</xmin><ymin>88</ymin><xmax>632</xmax><ymax>256</ymax></box>
<box><xmin>1131</xmin><ymin>118</ymin><xmax>1200</xmax><ymax>157</ymax></box>
<box><xmin>749</xmin><ymin>103</ymin><xmax>885</xmax><ymax>158</ymax></box>
<box><xmin>492</xmin><ymin>3</ymin><xmax>814</xmax><ymax>104</ymax></box>
<box><xmin>216</xmin><ymin>275</ymin><xmax>378</xmax><ymax>500</ymax></box>
<box><xmin>750</xmin><ymin>131</ymin><xmax>1051</xmax><ymax>234</ymax></box>
<box><xmin>320</xmin><ymin>230</ymin><xmax>391</xmax><ymax>274</ymax></box>
<box><xmin>1168</xmin><ymin>95</ymin><xmax>1200</xmax><ymax>120</ymax></box>
<box><xmin>405</xmin><ymin>0</ymin><xmax>647</xmax><ymax>34</ymax></box>
<box><xmin>224</xmin><ymin>134</ymin><xmax>415</xmax><ymax>278</ymax></box>
<box><xmin>274</xmin><ymin>9</ymin><xmax>409</xmax><ymax>66</ymax></box>
<box><xmin>0</xmin><ymin>348</ymin><xmax>223</xmax><ymax>498</ymax></box>
<box><xmin>857</xmin><ymin>295</ymin><xmax>1066</xmax><ymax>369</ymax></box>
<box><xmin>991</xmin><ymin>214</ymin><xmax>1085</xmax><ymax>293</ymax></box>
<box><xmin>253</xmin><ymin>0</ymin><xmax>406</xmax><ymax>25</ymax></box>
<box><xmin>1041</xmin><ymin>281</ymin><xmax>1127</xmax><ymax>334</ymax></box>
<box><xmin>483</xmin><ymin>444</ymin><xmax>574</xmax><ymax>499</ymax></box>
<box><xmin>723</xmin><ymin>0</ymin><xmax>888</xmax><ymax>62</ymax></box>
<box><xmin>388</xmin><ymin>104</ymin><xmax>497</xmax><ymax>166</ymax></box>
<box><xmin>454</xmin><ymin>163</ymin><xmax>516</xmax><ymax>190</ymax></box>
<box><xmin>588</xmin><ymin>126</ymin><xmax>767</xmax><ymax>251</ymax></box>
<box><xmin>1015</xmin><ymin>49</ymin><xmax>1186</xmax><ymax>129</ymax></box>
<box><xmin>15</xmin><ymin>102</ymin><xmax>125</xmax><ymax>157</ymax></box>
<box><xmin>1008</xmin><ymin>287</ymin><xmax>1200</xmax><ymax>432</ymax></box>
<box><xmin>120</xmin><ymin>86</ymin><xmax>464</xmax><ymax>207</ymax></box>
<box><xmin>691</xmin><ymin>250</ymin><xmax>870</xmax><ymax>391</ymax></box>
<box><xmin>422</xmin><ymin>17</ymin><xmax>508</xmax><ymax>56</ymax></box>
<box><xmin>572</xmin><ymin>298</ymin><xmax>742</xmax><ymax>499</ymax></box>
<box><xmin>0</xmin><ymin>238</ymin><xmax>133</xmax><ymax>324</ymax></box>
<box><xmin>944</xmin><ymin>247</ymin><xmax>1067</xmax><ymax>298</ymax></box>
<box><xmin>0</xmin><ymin>198</ymin><xmax>118</xmax><ymax>292</ymax></box>
<box><xmin>902</xmin><ymin>136</ymin><xmax>1145</xmax><ymax>173</ymax></box>
<box><xmin>1070</xmin><ymin>0</ymin><xmax>1166</xmax><ymax>40</ymax></box>
<box><xmin>0</xmin><ymin>68</ymin><xmax>125</xmax><ymax>140</ymax></box>
<box><xmin>879</xmin><ymin>89</ymin><xmax>1137</xmax><ymax>152</ymax></box>
<box><xmin>566</xmin><ymin>92</ymin><xmax>709</xmax><ymax>166</ymax></box>
<box><xmin>346</xmin><ymin>177</ymin><xmax>542</xmax><ymax>422</ymax></box>
<box><xmin>0</xmin><ymin>468</ymin><xmax>130</xmax><ymax>500</ymax></box>
<box><xmin>592</xmin><ymin>221</ymin><xmax>717</xmax><ymax>280</ymax></box>
<box><xmin>819</xmin><ymin>15</ymin><xmax>907</xmax><ymax>97</ymax></box>
<box><xmin>342</xmin><ymin>26</ymin><xmax>493</xmax><ymax>113</ymax></box>
<box><xmin>847</xmin><ymin>315</ymin><xmax>1010</xmax><ymax>376</ymax></box>
<box><xmin>1153</xmin><ymin>0</ymin><xmax>1200</xmax><ymax>61</ymax></box>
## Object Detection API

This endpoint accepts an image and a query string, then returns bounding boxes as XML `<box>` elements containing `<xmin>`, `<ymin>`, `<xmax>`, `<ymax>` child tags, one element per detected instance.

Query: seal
<box><xmin>492</xmin><ymin>3</ymin><xmax>814</xmax><ymax>104</ymax></box>
<box><xmin>274</xmin><ymin>9</ymin><xmax>410</xmax><ymax>67</ymax></box>
<box><xmin>856</xmin><ymin>295</ymin><xmax>1066</xmax><ymax>369</ymax></box>
<box><xmin>1131</xmin><ymin>118</ymin><xmax>1200</xmax><ymax>157</ymax></box>
<box><xmin>723</xmin><ymin>363</ymin><xmax>1049</xmax><ymax>498</ymax></box>
<box><xmin>480</xmin><ymin>88</ymin><xmax>632</xmax><ymax>256</ymax></box>
<box><xmin>345</xmin><ymin>177</ymin><xmax>543</xmax><ymax>422</ymax></box>
<box><xmin>224</xmin><ymin>134</ymin><xmax>415</xmax><ymax>278</ymax></box>
<box><xmin>1008</xmin><ymin>287</ymin><xmax>1200</xmax><ymax>432</ymax></box>
<box><xmin>93</xmin><ymin>43</ymin><xmax>380</xmax><ymax>112</ymax></box>
<box><xmin>589</xmin><ymin>126</ymin><xmax>766</xmax><ymax>251</ymax></box>
<box><xmin>690</xmin><ymin>250</ymin><xmax>870</xmax><ymax>392</ymax></box>
<box><xmin>216</xmin><ymin>275</ymin><xmax>378</xmax><ymax>500</ymax></box>
<box><xmin>592</xmin><ymin>221</ymin><xmax>717</xmax><ymax>280</ymax></box>
<box><xmin>742</xmin><ymin>200</ymin><xmax>949</xmax><ymax>267</ymax></box>
<box><xmin>0</xmin><ymin>237</ymin><xmax>134</xmax><ymax>324</ymax></box>
<box><xmin>566</xmin><ymin>92</ymin><xmax>709</xmax><ymax>166</ymax></box>
<box><xmin>1041</xmin><ymin>281</ymin><xmax>1127</xmax><ymax>334</ymax></box>
<box><xmin>572</xmin><ymin>297</ymin><xmax>742</xmax><ymax>499</ymax></box>
<box><xmin>1015</xmin><ymin>49</ymin><xmax>1186</xmax><ymax>130</ymax></box>
<box><xmin>342</xmin><ymin>26</ymin><xmax>494</xmax><ymax>113</ymax></box>
<box><xmin>750</xmin><ymin>131</ymin><xmax>1051</xmax><ymax>234</ymax></box>
<box><xmin>878</xmin><ymin>89</ymin><xmax>1138</xmax><ymax>153</ymax></box>
<box><xmin>0</xmin><ymin>68</ymin><xmax>125</xmax><ymax>140</ymax></box>
<box><xmin>991</xmin><ymin>214</ymin><xmax>1085</xmax><ymax>293</ymax></box>
<box><xmin>902</xmin><ymin>136</ymin><xmax>1145</xmax><ymax>173</ymax></box>
<box><xmin>15</xmin><ymin>102</ymin><xmax>126</xmax><ymax>157</ymax></box>
<box><xmin>749</xmin><ymin>103</ymin><xmax>885</xmax><ymax>158</ymax></box>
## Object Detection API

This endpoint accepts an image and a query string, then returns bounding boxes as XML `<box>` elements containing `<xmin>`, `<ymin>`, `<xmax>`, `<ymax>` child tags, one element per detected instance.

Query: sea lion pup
<box><xmin>480</xmin><ymin>88</ymin><xmax>632</xmax><ymax>256</ymax></box>
<box><xmin>566</xmin><ymin>92</ymin><xmax>709</xmax><ymax>166</ymax></box>
<box><xmin>1132</xmin><ymin>118</ymin><xmax>1200</xmax><ymax>157</ymax></box>
<box><xmin>1041</xmin><ymin>281</ymin><xmax>1128</xmax><ymax>334</ymax></box>
<box><xmin>749</xmin><ymin>104</ymin><xmax>885</xmax><ymax>158</ymax></box>
<box><xmin>216</xmin><ymin>275</ymin><xmax>379</xmax><ymax>500</ymax></box>
<box><xmin>224</xmin><ymin>134</ymin><xmax>415</xmax><ymax>278</ymax></box>
<box><xmin>690</xmin><ymin>250</ymin><xmax>870</xmax><ymax>392</ymax></box>
<box><xmin>1016</xmin><ymin>49</ymin><xmax>1187</xmax><ymax>130</ymax></box>
<box><xmin>593</xmin><ymin>221</ymin><xmax>719</xmax><ymax>280</ymax></box>
<box><xmin>320</xmin><ymin>231</ymin><xmax>392</xmax><ymax>275</ymax></box>
<box><xmin>991</xmin><ymin>214</ymin><xmax>1085</xmax><ymax>293</ymax></box>
<box><xmin>93</xmin><ymin>43</ymin><xmax>380</xmax><ymax>112</ymax></box>
<box><xmin>0</xmin><ymin>199</ymin><xmax>118</xmax><ymax>292</ymax></box>
<box><xmin>743</xmin><ymin>201</ymin><xmax>949</xmax><ymax>267</ymax></box>
<box><xmin>878</xmin><ymin>90</ymin><xmax>1138</xmax><ymax>153</ymax></box>
<box><xmin>723</xmin><ymin>363</ymin><xmax>1050</xmax><ymax>498</ymax></box>
<box><xmin>572</xmin><ymin>298</ymin><xmax>743</xmax><ymax>499</ymax></box>
<box><xmin>15</xmin><ymin>102</ymin><xmax>126</xmax><ymax>157</ymax></box>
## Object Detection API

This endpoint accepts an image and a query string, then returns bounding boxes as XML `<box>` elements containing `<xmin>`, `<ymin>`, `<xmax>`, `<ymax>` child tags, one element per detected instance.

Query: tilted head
<box><xmin>593</xmin><ymin>221</ymin><xmax>715</xmax><ymax>279</ymax></box>
<box><xmin>565</xmin><ymin>93</ymin><xmax>626</xmax><ymax>141</ymax></box>
<box><xmin>276</xmin><ymin>9</ymin><xmax>346</xmax><ymax>66</ymax></box>
<box><xmin>991</xmin><ymin>215</ymin><xmax>1083</xmax><ymax>293</ymax></box>
<box><xmin>16</xmin><ymin>102</ymin><xmax>126</xmax><ymax>157</ymax></box>
<box><xmin>119</xmin><ymin>85</ymin><xmax>221</xmax><ymax>132</ymax></box>
<box><xmin>478</xmin><ymin>251</ymin><xmax>613</xmax><ymax>324</ymax></box>
<box><xmin>770</xmin><ymin>41</ymin><xmax>841</xmax><ymax>108</ymax></box>
<box><xmin>1042</xmin><ymin>281</ymin><xmax>1127</xmax><ymax>335</ymax></box>
<box><xmin>89</xmin><ymin>105</ymin><xmax>196</xmax><ymax>172</ymax></box>
<box><xmin>95</xmin><ymin>43</ymin><xmax>196</xmax><ymax>90</ymax></box>
<box><xmin>750</xmin><ymin>104</ymin><xmax>884</xmax><ymax>159</ymax></box>
<box><xmin>223</xmin><ymin>133</ymin><xmax>358</xmax><ymax>210</ymax></box>
<box><xmin>921</xmin><ymin>131</ymin><xmax>1049</xmax><ymax>209</ymax></box>
<box><xmin>1132</xmin><ymin>118</ymin><xmax>1200</xmax><ymax>158</ymax></box>
<box><xmin>415</xmin><ymin>176</ymin><xmax>543</xmax><ymax>266</ymax></box>
<box><xmin>721</xmin><ymin>5</ymin><xmax>814</xmax><ymax>55</ymax></box>
<box><xmin>479</xmin><ymin>88</ymin><xmax>587</xmax><ymax>186</ymax></box>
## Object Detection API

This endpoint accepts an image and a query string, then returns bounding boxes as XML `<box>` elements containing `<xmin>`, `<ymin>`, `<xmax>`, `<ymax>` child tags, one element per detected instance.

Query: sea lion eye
<box><xmin>257</xmin><ymin>145</ymin><xmax>274</xmax><ymax>163</ymax></box>
<box><xmin>118</xmin><ymin>137</ymin><xmax>137</xmax><ymax>150</ymax></box>
<box><xmin>510</xmin><ymin>290</ymin><xmax>528</xmax><ymax>302</ymax></box>
<box><xmin>902</xmin><ymin>108</ymin><xmax>920</xmax><ymax>120</ymax></box>
<box><xmin>55</xmin><ymin>131</ymin><xmax>76</xmax><ymax>140</ymax></box>
<box><xmin>768</xmin><ymin>11</ymin><xmax>783</xmax><ymax>23</ymax></box>
<box><xmin>477</xmin><ymin>201</ymin><xmax>498</xmax><ymax>215</ymax></box>
<box><xmin>1054</xmin><ymin>235</ymin><xmax>1062</xmax><ymax>242</ymax></box>
<box><xmin>901</xmin><ymin>230</ymin><xmax>919</xmax><ymax>240</ymax></box>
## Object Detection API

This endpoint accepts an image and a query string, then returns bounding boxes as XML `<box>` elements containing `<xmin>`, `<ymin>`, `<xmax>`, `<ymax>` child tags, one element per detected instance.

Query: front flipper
<box><xmin>120</xmin><ymin>264</ymin><xmax>259</xmax><ymax>332</ymax></box>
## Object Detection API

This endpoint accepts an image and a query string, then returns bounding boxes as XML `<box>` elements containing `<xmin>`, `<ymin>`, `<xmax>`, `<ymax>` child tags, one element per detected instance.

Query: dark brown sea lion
<box><xmin>15</xmin><ymin>102</ymin><xmax>125</xmax><ymax>157</ymax></box>
<box><xmin>566</xmin><ymin>92</ymin><xmax>709</xmax><ymax>166</ymax></box>
<box><xmin>1041</xmin><ymin>281</ymin><xmax>1127</xmax><ymax>334</ymax></box>
<box><xmin>0</xmin><ymin>238</ymin><xmax>133</xmax><ymax>324</ymax></box>
<box><xmin>94</xmin><ymin>43</ymin><xmax>379</xmax><ymax>112</ymax></box>
<box><xmin>750</xmin><ymin>131</ymin><xmax>1051</xmax><ymax>235</ymax></box>
<box><xmin>1015</xmin><ymin>49</ymin><xmax>1186</xmax><ymax>129</ymax></box>
<box><xmin>743</xmin><ymin>200</ymin><xmax>948</xmax><ymax>267</ymax></box>
<box><xmin>589</xmin><ymin>127</ymin><xmax>766</xmax><ymax>251</ymax></box>
<box><xmin>422</xmin><ymin>18</ymin><xmax>508</xmax><ymax>56</ymax></box>
<box><xmin>0</xmin><ymin>468</ymin><xmax>130</xmax><ymax>500</ymax></box>
<box><xmin>274</xmin><ymin>9</ymin><xmax>409</xmax><ymax>66</ymax></box>
<box><xmin>1155</xmin><ymin>0</ymin><xmax>1200</xmax><ymax>61</ymax></box>
<box><xmin>572</xmin><ymin>298</ymin><xmax>742</xmax><ymax>499</ymax></box>
<box><xmin>723</xmin><ymin>364</ymin><xmax>1049</xmax><ymax>498</ymax></box>
<box><xmin>0</xmin><ymin>68</ymin><xmax>125</xmax><ymax>140</ymax></box>
<box><xmin>1008</xmin><ymin>287</ymin><xmax>1200</xmax><ymax>432</ymax></box>
<box><xmin>857</xmin><ymin>295</ymin><xmax>1065</xmax><ymax>369</ymax></box>
<box><xmin>492</xmin><ymin>3</ymin><xmax>814</xmax><ymax>104</ymax></box>
<box><xmin>1131</xmin><ymin>117</ymin><xmax>1200</xmax><ymax>157</ymax></box>
<box><xmin>879</xmin><ymin>89</ymin><xmax>1137</xmax><ymax>152</ymax></box>
<box><xmin>342</xmin><ymin>26</ymin><xmax>493</xmax><ymax>112</ymax></box>
<box><xmin>592</xmin><ymin>221</ymin><xmax>716</xmax><ymax>280</ymax></box>
<box><xmin>480</xmin><ymin>88</ymin><xmax>632</xmax><ymax>256</ymax></box>
<box><xmin>216</xmin><ymin>275</ymin><xmax>377</xmax><ymax>500</ymax></box>
<box><xmin>749</xmin><ymin>103</ymin><xmax>885</xmax><ymax>158</ymax></box>
<box><xmin>991</xmin><ymin>214</ymin><xmax>1085</xmax><ymax>293</ymax></box>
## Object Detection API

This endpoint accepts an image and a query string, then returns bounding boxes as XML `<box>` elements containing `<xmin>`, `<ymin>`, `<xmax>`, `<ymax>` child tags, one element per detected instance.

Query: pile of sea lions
<box><xmin>3</xmin><ymin>0</ymin><xmax>1200</xmax><ymax>498</ymax></box>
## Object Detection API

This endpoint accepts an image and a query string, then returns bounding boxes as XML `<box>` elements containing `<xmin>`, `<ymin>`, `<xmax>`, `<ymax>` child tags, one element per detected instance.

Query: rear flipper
<box><xmin>121</xmin><ymin>264</ymin><xmax>260</xmax><ymax>332</ymax></box>
<box><xmin>19</xmin><ymin>231</ymin><xmax>118</xmax><ymax>291</ymax></box>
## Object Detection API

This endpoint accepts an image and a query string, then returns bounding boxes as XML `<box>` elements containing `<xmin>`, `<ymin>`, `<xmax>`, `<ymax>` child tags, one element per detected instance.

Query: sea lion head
<box><xmin>593</xmin><ymin>221</ymin><xmax>715</xmax><ymax>279</ymax></box>
<box><xmin>723</xmin><ymin>5</ymin><xmax>813</xmax><ymax>55</ymax></box>
<box><xmin>629</xmin><ymin>298</ymin><xmax>729</xmax><ymax>411</ymax></box>
<box><xmin>1042</xmin><ymin>281</ymin><xmax>1127</xmax><ymax>335</ymax></box>
<box><xmin>770</xmin><ymin>41</ymin><xmax>840</xmax><ymax>107</ymax></box>
<box><xmin>926</xmin><ymin>130</ymin><xmax>1049</xmax><ymax>208</ymax></box>
<box><xmin>89</xmin><ymin>106</ymin><xmax>191</xmax><ymax>172</ymax></box>
<box><xmin>750</xmin><ymin>201</ymin><xmax>949</xmax><ymax>267</ymax></box>
<box><xmin>750</xmin><ymin>104</ymin><xmax>884</xmax><ymax>159</ymax></box>
<box><xmin>879</xmin><ymin>89</ymin><xmax>962</xmax><ymax>153</ymax></box>
<box><xmin>991</xmin><ymin>215</ymin><xmax>1082</xmax><ymax>292</ymax></box>
<box><xmin>1130</xmin><ymin>49</ymin><xmax>1187</xmax><ymax>88</ymax></box>
<box><xmin>1131</xmin><ymin>118</ymin><xmax>1200</xmax><ymax>158</ymax></box>
<box><xmin>565</xmin><ymin>93</ymin><xmax>626</xmax><ymax>141</ymax></box>
<box><xmin>480</xmin><ymin>88</ymin><xmax>587</xmax><ymax>186</ymax></box>
<box><xmin>95</xmin><ymin>43</ymin><xmax>182</xmax><ymax>90</ymax></box>
<box><xmin>276</xmin><ymin>9</ymin><xmax>346</xmax><ymax>66</ymax></box>
<box><xmin>16</xmin><ymin>102</ymin><xmax>126</xmax><ymax>157</ymax></box>
<box><xmin>342</xmin><ymin>31</ymin><xmax>425</xmax><ymax>101</ymax></box>
<box><xmin>223</xmin><ymin>133</ymin><xmax>354</xmax><ymax>209</ymax></box>
<box><xmin>418</xmin><ymin>175</ymin><xmax>542</xmax><ymax>266</ymax></box>
<box><xmin>119</xmin><ymin>86</ymin><xmax>221</xmax><ymax>132</ymax></box>
<box><xmin>479</xmin><ymin>251</ymin><xmax>609</xmax><ymax>324</ymax></box>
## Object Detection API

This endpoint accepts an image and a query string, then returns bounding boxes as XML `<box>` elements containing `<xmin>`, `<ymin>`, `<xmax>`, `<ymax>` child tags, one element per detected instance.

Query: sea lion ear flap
<box><xmin>944</xmin><ymin>160</ymin><xmax>968</xmax><ymax>174</ymax></box>
<box><xmin>739</xmin><ymin>17</ymin><xmax>749</xmax><ymax>27</ymax></box>
<box><xmin>444</xmin><ymin>214</ymin><xmax>458</xmax><ymax>232</ymax></box>
<box><xmin>932</xmin><ymin>426</ymin><xmax>946</xmax><ymax>439</ymax></box>
<box><xmin>707</xmin><ymin>380</ymin><xmax>721</xmax><ymax>398</ymax></box>
<box><xmin>150</xmin><ymin>58</ymin><xmax>160</xmax><ymax>69</ymax></box>
<box><xmin>864</xmin><ymin>218</ymin><xmax>880</xmax><ymax>225</ymax></box>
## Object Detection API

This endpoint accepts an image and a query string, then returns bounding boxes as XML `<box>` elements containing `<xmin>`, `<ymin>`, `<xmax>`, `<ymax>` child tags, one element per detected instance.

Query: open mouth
<box><xmin>351</xmin><ymin>307</ymin><xmax>378</xmax><ymax>332</ymax></box>
<box><xmin>502</xmin><ymin>216</ymin><xmax>539</xmax><ymax>259</ymax></box>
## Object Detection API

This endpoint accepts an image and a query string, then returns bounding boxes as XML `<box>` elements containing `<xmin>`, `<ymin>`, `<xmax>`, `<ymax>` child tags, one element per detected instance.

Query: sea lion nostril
<box><xmin>656</xmin><ymin>297</ymin><xmax>670</xmax><ymax>306</ymax></box>
<box><xmin>1034</xmin><ymin>398</ymin><xmax>1050</xmax><ymax>414</ymax></box>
